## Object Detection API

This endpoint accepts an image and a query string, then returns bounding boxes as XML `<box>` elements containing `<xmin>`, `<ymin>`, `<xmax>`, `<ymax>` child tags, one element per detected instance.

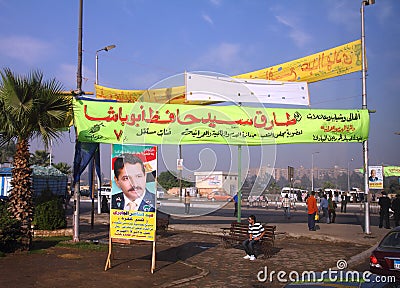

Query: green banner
<box><xmin>384</xmin><ymin>166</ymin><xmax>400</xmax><ymax>177</ymax></box>
<box><xmin>73</xmin><ymin>99</ymin><xmax>369</xmax><ymax>146</ymax></box>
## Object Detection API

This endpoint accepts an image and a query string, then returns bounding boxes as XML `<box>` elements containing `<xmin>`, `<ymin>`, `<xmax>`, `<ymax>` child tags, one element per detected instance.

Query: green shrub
<box><xmin>0</xmin><ymin>199</ymin><xmax>23</xmax><ymax>253</ymax></box>
<box><xmin>34</xmin><ymin>188</ymin><xmax>59</xmax><ymax>205</ymax></box>
<box><xmin>34</xmin><ymin>198</ymin><xmax>66</xmax><ymax>230</ymax></box>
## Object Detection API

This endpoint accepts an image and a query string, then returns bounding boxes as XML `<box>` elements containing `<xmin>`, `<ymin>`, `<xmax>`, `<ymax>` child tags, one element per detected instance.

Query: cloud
<box><xmin>375</xmin><ymin>3</ymin><xmax>393</xmax><ymax>25</ymax></box>
<box><xmin>202</xmin><ymin>13</ymin><xmax>214</xmax><ymax>25</ymax></box>
<box><xmin>327</xmin><ymin>0</ymin><xmax>358</xmax><ymax>32</ymax></box>
<box><xmin>55</xmin><ymin>63</ymin><xmax>95</xmax><ymax>92</ymax></box>
<box><xmin>275</xmin><ymin>15</ymin><xmax>312</xmax><ymax>48</ymax></box>
<box><xmin>191</xmin><ymin>42</ymin><xmax>246</xmax><ymax>73</ymax></box>
<box><xmin>0</xmin><ymin>36</ymin><xmax>52</xmax><ymax>65</ymax></box>
<box><xmin>209</xmin><ymin>0</ymin><xmax>222</xmax><ymax>7</ymax></box>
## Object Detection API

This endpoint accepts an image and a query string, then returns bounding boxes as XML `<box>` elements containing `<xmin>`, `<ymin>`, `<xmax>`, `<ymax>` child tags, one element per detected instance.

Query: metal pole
<box><xmin>237</xmin><ymin>145</ymin><xmax>242</xmax><ymax>223</ymax></box>
<box><xmin>95</xmin><ymin>52</ymin><xmax>99</xmax><ymax>85</ymax></box>
<box><xmin>94</xmin><ymin>45</ymin><xmax>115</xmax><ymax>215</ymax></box>
<box><xmin>361</xmin><ymin>0</ymin><xmax>372</xmax><ymax>234</ymax></box>
<box><xmin>91</xmin><ymin>161</ymin><xmax>95</xmax><ymax>228</ymax></box>
<box><xmin>179</xmin><ymin>144</ymin><xmax>182</xmax><ymax>202</ymax></box>
<box><xmin>73</xmin><ymin>0</ymin><xmax>84</xmax><ymax>242</ymax></box>
<box><xmin>347</xmin><ymin>161</ymin><xmax>350</xmax><ymax>193</ymax></box>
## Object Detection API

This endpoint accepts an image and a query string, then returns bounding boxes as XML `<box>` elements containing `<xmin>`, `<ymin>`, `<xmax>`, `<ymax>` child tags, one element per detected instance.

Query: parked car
<box><xmin>207</xmin><ymin>191</ymin><xmax>232</xmax><ymax>202</ymax></box>
<box><xmin>370</xmin><ymin>226</ymin><xmax>400</xmax><ymax>281</ymax></box>
<box><xmin>79</xmin><ymin>189</ymin><xmax>91</xmax><ymax>197</ymax></box>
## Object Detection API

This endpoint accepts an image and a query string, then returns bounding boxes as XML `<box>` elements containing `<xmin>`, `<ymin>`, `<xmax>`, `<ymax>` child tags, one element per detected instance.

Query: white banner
<box><xmin>185</xmin><ymin>72</ymin><xmax>309</xmax><ymax>105</ymax></box>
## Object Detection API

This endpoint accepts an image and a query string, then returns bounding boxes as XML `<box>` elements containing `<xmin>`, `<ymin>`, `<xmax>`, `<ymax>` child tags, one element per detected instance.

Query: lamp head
<box><xmin>104</xmin><ymin>44</ymin><xmax>116</xmax><ymax>51</ymax></box>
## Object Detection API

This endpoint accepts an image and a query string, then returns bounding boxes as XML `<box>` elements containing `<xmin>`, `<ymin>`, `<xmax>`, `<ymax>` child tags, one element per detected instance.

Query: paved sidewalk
<box><xmin>69</xmin><ymin>209</ymin><xmax>390</xmax><ymax>287</ymax></box>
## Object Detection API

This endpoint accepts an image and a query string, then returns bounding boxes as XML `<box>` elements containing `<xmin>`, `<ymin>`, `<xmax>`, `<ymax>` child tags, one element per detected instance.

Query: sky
<box><xmin>0</xmin><ymin>0</ymin><xmax>399</xmax><ymax>180</ymax></box>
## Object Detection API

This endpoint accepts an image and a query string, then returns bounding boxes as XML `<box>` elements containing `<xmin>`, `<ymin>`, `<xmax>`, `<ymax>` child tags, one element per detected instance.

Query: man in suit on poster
<box><xmin>111</xmin><ymin>153</ymin><xmax>155</xmax><ymax>212</ymax></box>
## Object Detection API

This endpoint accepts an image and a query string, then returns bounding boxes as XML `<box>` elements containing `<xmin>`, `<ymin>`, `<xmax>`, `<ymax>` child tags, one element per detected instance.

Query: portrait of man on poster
<box><xmin>111</xmin><ymin>153</ymin><xmax>155</xmax><ymax>212</ymax></box>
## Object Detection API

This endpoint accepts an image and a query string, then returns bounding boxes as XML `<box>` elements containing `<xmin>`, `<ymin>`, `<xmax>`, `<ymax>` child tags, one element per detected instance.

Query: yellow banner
<box><xmin>95</xmin><ymin>84</ymin><xmax>188</xmax><ymax>104</ymax></box>
<box><xmin>96</xmin><ymin>40</ymin><xmax>362</xmax><ymax>103</ymax></box>
<box><xmin>110</xmin><ymin>210</ymin><xmax>156</xmax><ymax>241</ymax></box>
<box><xmin>235</xmin><ymin>40</ymin><xmax>362</xmax><ymax>83</ymax></box>
<box><xmin>74</xmin><ymin>98</ymin><xmax>369</xmax><ymax>146</ymax></box>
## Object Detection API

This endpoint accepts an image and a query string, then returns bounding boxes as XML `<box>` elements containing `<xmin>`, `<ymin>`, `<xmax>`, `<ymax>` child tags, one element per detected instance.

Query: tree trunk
<box><xmin>8</xmin><ymin>138</ymin><xmax>33</xmax><ymax>250</ymax></box>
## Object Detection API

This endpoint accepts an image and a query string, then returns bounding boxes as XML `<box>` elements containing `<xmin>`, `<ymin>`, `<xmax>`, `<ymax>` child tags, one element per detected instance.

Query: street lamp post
<box><xmin>73</xmin><ymin>0</ymin><xmax>84</xmax><ymax>243</ymax></box>
<box><xmin>361</xmin><ymin>0</ymin><xmax>374</xmax><ymax>234</ymax></box>
<box><xmin>347</xmin><ymin>158</ymin><xmax>354</xmax><ymax>192</ymax></box>
<box><xmin>96</xmin><ymin>45</ymin><xmax>116</xmax><ymax>85</ymax></box>
<box><xmin>311</xmin><ymin>152</ymin><xmax>319</xmax><ymax>192</ymax></box>
<box><xmin>95</xmin><ymin>44</ymin><xmax>116</xmax><ymax>216</ymax></box>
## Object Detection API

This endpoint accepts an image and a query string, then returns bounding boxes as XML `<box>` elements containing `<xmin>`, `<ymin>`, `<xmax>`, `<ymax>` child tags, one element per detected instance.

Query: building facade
<box><xmin>194</xmin><ymin>171</ymin><xmax>238</xmax><ymax>197</ymax></box>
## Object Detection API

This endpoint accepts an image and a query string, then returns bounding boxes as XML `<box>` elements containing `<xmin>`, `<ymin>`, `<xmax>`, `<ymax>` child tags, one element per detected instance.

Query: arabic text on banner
<box><xmin>110</xmin><ymin>210</ymin><xmax>156</xmax><ymax>241</ymax></box>
<box><xmin>235</xmin><ymin>40</ymin><xmax>362</xmax><ymax>83</ymax></box>
<box><xmin>384</xmin><ymin>166</ymin><xmax>400</xmax><ymax>177</ymax></box>
<box><xmin>73</xmin><ymin>98</ymin><xmax>369</xmax><ymax>146</ymax></box>
<box><xmin>95</xmin><ymin>40</ymin><xmax>361</xmax><ymax>103</ymax></box>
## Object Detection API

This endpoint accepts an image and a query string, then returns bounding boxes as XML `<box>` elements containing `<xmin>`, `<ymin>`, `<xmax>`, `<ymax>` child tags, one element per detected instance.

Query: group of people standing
<box><xmin>378</xmin><ymin>191</ymin><xmax>400</xmax><ymax>229</ymax></box>
<box><xmin>306</xmin><ymin>191</ymin><xmax>338</xmax><ymax>231</ymax></box>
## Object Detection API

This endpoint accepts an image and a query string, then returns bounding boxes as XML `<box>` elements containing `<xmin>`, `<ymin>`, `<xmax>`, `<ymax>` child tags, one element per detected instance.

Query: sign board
<box><xmin>185</xmin><ymin>72</ymin><xmax>309</xmax><ymax>105</ymax></box>
<box><xmin>368</xmin><ymin>165</ymin><xmax>383</xmax><ymax>190</ymax></box>
<box><xmin>110</xmin><ymin>144</ymin><xmax>157</xmax><ymax>241</ymax></box>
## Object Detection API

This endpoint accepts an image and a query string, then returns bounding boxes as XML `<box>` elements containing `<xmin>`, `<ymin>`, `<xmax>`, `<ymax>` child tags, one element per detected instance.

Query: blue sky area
<box><xmin>0</xmin><ymin>0</ymin><xmax>399</xmax><ymax>179</ymax></box>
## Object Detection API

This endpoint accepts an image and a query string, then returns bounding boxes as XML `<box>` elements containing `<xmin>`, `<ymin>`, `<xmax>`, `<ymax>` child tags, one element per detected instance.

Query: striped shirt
<box><xmin>248</xmin><ymin>222</ymin><xmax>264</xmax><ymax>239</ymax></box>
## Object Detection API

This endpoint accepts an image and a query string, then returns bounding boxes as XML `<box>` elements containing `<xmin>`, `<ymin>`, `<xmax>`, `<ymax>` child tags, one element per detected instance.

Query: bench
<box><xmin>220</xmin><ymin>222</ymin><xmax>276</xmax><ymax>258</ymax></box>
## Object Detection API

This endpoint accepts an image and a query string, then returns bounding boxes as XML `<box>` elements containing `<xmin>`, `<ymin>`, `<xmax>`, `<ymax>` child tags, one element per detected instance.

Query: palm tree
<box><xmin>0</xmin><ymin>139</ymin><xmax>16</xmax><ymax>163</ymax></box>
<box><xmin>0</xmin><ymin>68</ymin><xmax>72</xmax><ymax>250</ymax></box>
<box><xmin>52</xmin><ymin>162</ymin><xmax>72</xmax><ymax>176</ymax></box>
<box><xmin>30</xmin><ymin>150</ymin><xmax>50</xmax><ymax>166</ymax></box>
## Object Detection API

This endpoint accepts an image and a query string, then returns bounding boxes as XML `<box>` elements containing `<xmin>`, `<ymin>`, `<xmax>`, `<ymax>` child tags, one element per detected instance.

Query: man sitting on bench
<box><xmin>242</xmin><ymin>215</ymin><xmax>265</xmax><ymax>261</ymax></box>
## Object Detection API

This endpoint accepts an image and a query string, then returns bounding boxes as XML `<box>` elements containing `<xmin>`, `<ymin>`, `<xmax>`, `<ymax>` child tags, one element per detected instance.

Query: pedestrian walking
<box><xmin>184</xmin><ymin>191</ymin><xmax>191</xmax><ymax>214</ymax></box>
<box><xmin>391</xmin><ymin>194</ymin><xmax>400</xmax><ymax>227</ymax></box>
<box><xmin>378</xmin><ymin>191</ymin><xmax>391</xmax><ymax>229</ymax></box>
<box><xmin>341</xmin><ymin>192</ymin><xmax>348</xmax><ymax>213</ymax></box>
<box><xmin>233</xmin><ymin>193</ymin><xmax>238</xmax><ymax>217</ymax></box>
<box><xmin>328</xmin><ymin>194</ymin><xmax>337</xmax><ymax>223</ymax></box>
<box><xmin>282</xmin><ymin>194</ymin><xmax>291</xmax><ymax>219</ymax></box>
<box><xmin>319</xmin><ymin>194</ymin><xmax>329</xmax><ymax>223</ymax></box>
<box><xmin>306</xmin><ymin>191</ymin><xmax>318</xmax><ymax>231</ymax></box>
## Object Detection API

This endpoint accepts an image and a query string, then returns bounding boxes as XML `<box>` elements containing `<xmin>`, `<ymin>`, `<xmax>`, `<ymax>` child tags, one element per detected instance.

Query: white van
<box><xmin>280</xmin><ymin>187</ymin><xmax>299</xmax><ymax>200</ymax></box>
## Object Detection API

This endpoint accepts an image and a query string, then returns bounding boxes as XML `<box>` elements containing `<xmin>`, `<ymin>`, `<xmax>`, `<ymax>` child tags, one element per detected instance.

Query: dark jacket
<box><xmin>111</xmin><ymin>190</ymin><xmax>155</xmax><ymax>212</ymax></box>
<box><xmin>378</xmin><ymin>196</ymin><xmax>391</xmax><ymax>211</ymax></box>
<box><xmin>391</xmin><ymin>197</ymin><xmax>400</xmax><ymax>212</ymax></box>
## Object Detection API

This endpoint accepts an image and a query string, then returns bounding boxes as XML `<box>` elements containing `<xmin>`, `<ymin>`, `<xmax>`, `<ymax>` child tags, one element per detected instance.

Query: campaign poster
<box><xmin>110</xmin><ymin>144</ymin><xmax>157</xmax><ymax>241</ymax></box>
<box><xmin>368</xmin><ymin>165</ymin><xmax>383</xmax><ymax>190</ymax></box>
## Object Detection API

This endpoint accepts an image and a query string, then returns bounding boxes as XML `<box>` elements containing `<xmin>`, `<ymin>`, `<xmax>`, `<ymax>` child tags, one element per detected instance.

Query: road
<box><xmin>77</xmin><ymin>197</ymin><xmax>382</xmax><ymax>227</ymax></box>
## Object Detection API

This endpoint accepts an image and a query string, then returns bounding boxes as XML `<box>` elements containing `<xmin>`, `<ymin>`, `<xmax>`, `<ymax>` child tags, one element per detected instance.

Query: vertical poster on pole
<box><xmin>368</xmin><ymin>165</ymin><xmax>383</xmax><ymax>190</ymax></box>
<box><xmin>110</xmin><ymin>144</ymin><xmax>157</xmax><ymax>241</ymax></box>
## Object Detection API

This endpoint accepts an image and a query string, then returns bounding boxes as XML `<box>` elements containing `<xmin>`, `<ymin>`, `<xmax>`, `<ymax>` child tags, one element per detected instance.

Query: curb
<box><xmin>159</xmin><ymin>261</ymin><xmax>209</xmax><ymax>288</ymax></box>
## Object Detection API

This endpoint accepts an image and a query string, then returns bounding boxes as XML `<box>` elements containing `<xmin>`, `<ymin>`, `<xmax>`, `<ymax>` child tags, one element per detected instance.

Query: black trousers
<box><xmin>379</xmin><ymin>209</ymin><xmax>390</xmax><ymax>228</ymax></box>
